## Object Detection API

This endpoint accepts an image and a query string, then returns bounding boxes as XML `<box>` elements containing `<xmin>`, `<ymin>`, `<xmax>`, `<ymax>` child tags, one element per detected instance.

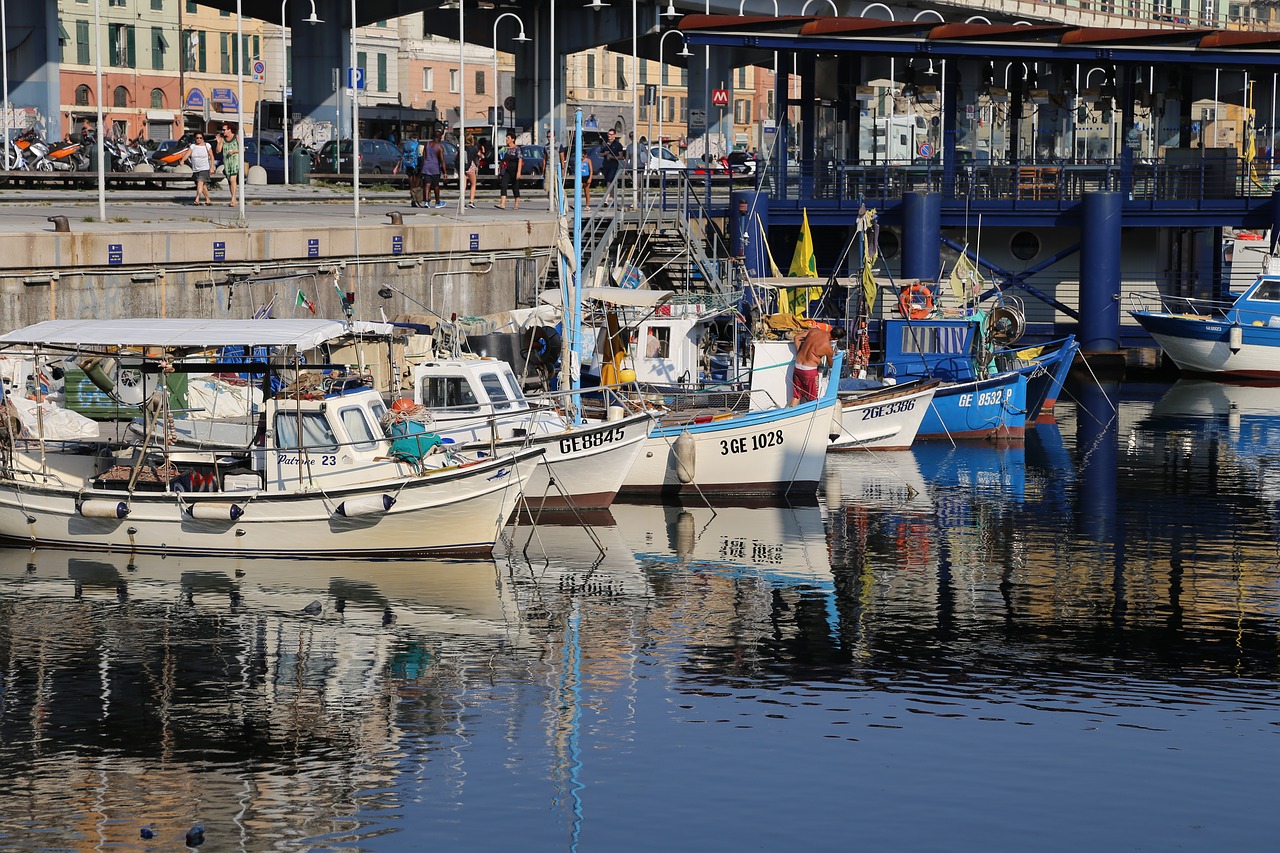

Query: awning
<box><xmin>539</xmin><ymin>287</ymin><xmax>674</xmax><ymax>308</ymax></box>
<box><xmin>0</xmin><ymin>319</ymin><xmax>358</xmax><ymax>351</ymax></box>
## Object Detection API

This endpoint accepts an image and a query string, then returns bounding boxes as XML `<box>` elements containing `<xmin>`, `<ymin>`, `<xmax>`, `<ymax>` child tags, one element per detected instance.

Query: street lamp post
<box><xmin>1</xmin><ymin>0</ymin><xmax>9</xmax><ymax>171</ymax></box>
<box><xmin>658</xmin><ymin>30</ymin><xmax>691</xmax><ymax>161</ymax></box>
<box><xmin>235</xmin><ymin>0</ymin><xmax>247</xmax><ymax>223</ymax></box>
<box><xmin>94</xmin><ymin>0</ymin><xmax>105</xmax><ymax>220</ymax></box>
<box><xmin>457</xmin><ymin>0</ymin><xmax>466</xmax><ymax>215</ymax></box>
<box><xmin>280</xmin><ymin>0</ymin><xmax>323</xmax><ymax>185</ymax></box>
<box><xmin>350</xmin><ymin>0</ymin><xmax>360</xmax><ymax>221</ymax></box>
<box><xmin>492</xmin><ymin>12</ymin><xmax>529</xmax><ymax>177</ymax></box>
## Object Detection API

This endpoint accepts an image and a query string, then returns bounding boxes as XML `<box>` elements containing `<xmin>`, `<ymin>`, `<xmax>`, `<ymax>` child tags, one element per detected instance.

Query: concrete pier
<box><xmin>0</xmin><ymin>184</ymin><xmax>559</xmax><ymax>328</ymax></box>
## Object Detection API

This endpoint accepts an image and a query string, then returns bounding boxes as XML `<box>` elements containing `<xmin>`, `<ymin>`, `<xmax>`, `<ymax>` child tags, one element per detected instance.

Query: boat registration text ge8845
<box><xmin>559</xmin><ymin>426</ymin><xmax>626</xmax><ymax>455</ymax></box>
<box><xmin>721</xmin><ymin>429</ymin><xmax>784</xmax><ymax>455</ymax></box>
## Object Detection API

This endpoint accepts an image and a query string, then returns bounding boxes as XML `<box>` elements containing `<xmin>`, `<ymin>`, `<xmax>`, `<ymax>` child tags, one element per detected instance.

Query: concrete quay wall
<box><xmin>0</xmin><ymin>216</ymin><xmax>557</xmax><ymax>329</ymax></box>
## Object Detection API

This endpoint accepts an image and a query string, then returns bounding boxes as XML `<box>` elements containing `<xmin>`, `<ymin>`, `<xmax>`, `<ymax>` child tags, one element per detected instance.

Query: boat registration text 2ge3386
<box><xmin>559</xmin><ymin>426</ymin><xmax>626</xmax><ymax>455</ymax></box>
<box><xmin>721</xmin><ymin>429</ymin><xmax>784</xmax><ymax>455</ymax></box>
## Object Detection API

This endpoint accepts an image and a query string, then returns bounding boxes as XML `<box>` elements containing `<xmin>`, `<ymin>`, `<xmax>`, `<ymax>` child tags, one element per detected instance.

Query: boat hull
<box><xmin>916</xmin><ymin>372</ymin><xmax>1028</xmax><ymax>441</ymax></box>
<box><xmin>830</xmin><ymin>381</ymin><xmax>938</xmax><ymax>451</ymax></box>
<box><xmin>1015</xmin><ymin>335</ymin><xmax>1078</xmax><ymax>422</ymax></box>
<box><xmin>480</xmin><ymin>411</ymin><xmax>653</xmax><ymax>511</ymax></box>
<box><xmin>0</xmin><ymin>451</ymin><xmax>542</xmax><ymax>558</ymax></box>
<box><xmin>1131</xmin><ymin>311</ymin><xmax>1280</xmax><ymax>378</ymax></box>
<box><xmin>620</xmin><ymin>397</ymin><xmax>837</xmax><ymax>498</ymax></box>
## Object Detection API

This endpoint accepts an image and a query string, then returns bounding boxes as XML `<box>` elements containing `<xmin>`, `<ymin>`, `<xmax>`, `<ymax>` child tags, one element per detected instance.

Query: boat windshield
<box><xmin>421</xmin><ymin>376</ymin><xmax>481</xmax><ymax>413</ymax></box>
<box><xmin>479</xmin><ymin>372</ymin><xmax>514</xmax><ymax>411</ymax></box>
<box><xmin>338</xmin><ymin>405</ymin><xmax>380</xmax><ymax>450</ymax></box>
<box><xmin>1251</xmin><ymin>280</ymin><xmax>1280</xmax><ymax>301</ymax></box>
<box><xmin>274</xmin><ymin>410</ymin><xmax>339</xmax><ymax>452</ymax></box>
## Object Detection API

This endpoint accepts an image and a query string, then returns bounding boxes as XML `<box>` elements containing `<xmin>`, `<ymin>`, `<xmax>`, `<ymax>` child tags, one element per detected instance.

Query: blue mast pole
<box><xmin>572</xmin><ymin>109</ymin><xmax>584</xmax><ymax>413</ymax></box>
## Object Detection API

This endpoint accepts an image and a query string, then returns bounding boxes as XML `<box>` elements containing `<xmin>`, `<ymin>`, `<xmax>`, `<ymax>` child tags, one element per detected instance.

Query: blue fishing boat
<box><xmin>1129</xmin><ymin>260</ymin><xmax>1280</xmax><ymax>379</ymax></box>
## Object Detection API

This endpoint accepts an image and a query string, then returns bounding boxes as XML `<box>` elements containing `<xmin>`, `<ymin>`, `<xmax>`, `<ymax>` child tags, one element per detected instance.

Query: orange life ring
<box><xmin>898</xmin><ymin>284</ymin><xmax>934</xmax><ymax>320</ymax></box>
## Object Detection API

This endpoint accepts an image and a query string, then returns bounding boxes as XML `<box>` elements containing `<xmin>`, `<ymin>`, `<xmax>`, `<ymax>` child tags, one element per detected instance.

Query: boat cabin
<box><xmin>882</xmin><ymin>316</ymin><xmax>984</xmax><ymax>382</ymax></box>
<box><xmin>411</xmin><ymin>358</ymin><xmax>564</xmax><ymax>444</ymax></box>
<box><xmin>1229</xmin><ymin>275</ymin><xmax>1280</xmax><ymax>328</ymax></box>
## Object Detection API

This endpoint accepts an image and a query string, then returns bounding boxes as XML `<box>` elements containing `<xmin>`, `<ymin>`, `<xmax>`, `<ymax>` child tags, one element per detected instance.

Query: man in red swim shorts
<box><xmin>790</xmin><ymin>324</ymin><xmax>845</xmax><ymax>406</ymax></box>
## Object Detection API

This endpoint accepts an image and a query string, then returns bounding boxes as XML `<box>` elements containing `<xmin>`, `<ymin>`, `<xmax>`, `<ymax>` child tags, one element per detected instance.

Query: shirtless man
<box><xmin>790</xmin><ymin>325</ymin><xmax>846</xmax><ymax>406</ymax></box>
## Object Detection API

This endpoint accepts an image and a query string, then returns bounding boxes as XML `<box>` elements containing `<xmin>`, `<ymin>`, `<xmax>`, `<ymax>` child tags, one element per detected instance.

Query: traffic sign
<box><xmin>918</xmin><ymin>142</ymin><xmax>934</xmax><ymax>158</ymax></box>
<box><xmin>504</xmin><ymin>95</ymin><xmax>516</xmax><ymax>112</ymax></box>
<box><xmin>645</xmin><ymin>84</ymin><xmax>657</xmax><ymax>106</ymax></box>
<box><xmin>348</xmin><ymin>67</ymin><xmax>365</xmax><ymax>91</ymax></box>
<box><xmin>252</xmin><ymin>59</ymin><xmax>266</xmax><ymax>83</ymax></box>
<box><xmin>711</xmin><ymin>88</ymin><xmax>729</xmax><ymax>107</ymax></box>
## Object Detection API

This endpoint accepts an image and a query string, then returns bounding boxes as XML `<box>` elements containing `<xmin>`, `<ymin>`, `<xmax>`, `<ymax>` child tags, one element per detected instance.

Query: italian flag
<box><xmin>296</xmin><ymin>289</ymin><xmax>316</xmax><ymax>314</ymax></box>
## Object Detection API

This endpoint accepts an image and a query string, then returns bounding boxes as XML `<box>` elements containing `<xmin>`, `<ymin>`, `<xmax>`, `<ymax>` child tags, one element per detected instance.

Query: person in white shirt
<box><xmin>182</xmin><ymin>132</ymin><xmax>216</xmax><ymax>205</ymax></box>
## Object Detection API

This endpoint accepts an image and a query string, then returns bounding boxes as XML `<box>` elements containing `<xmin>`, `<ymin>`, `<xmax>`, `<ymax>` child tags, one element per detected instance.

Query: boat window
<box><xmin>274</xmin><ymin>411</ymin><xmax>339</xmax><ymax>452</ymax></box>
<box><xmin>420</xmin><ymin>376</ymin><xmax>480</xmax><ymax>412</ymax></box>
<box><xmin>501</xmin><ymin>373</ymin><xmax>526</xmax><ymax>403</ymax></box>
<box><xmin>643</xmin><ymin>327</ymin><xmax>670</xmax><ymax>359</ymax></box>
<box><xmin>369</xmin><ymin>400</ymin><xmax>387</xmax><ymax>423</ymax></box>
<box><xmin>1252</xmin><ymin>280</ymin><xmax>1280</xmax><ymax>301</ymax></box>
<box><xmin>338</xmin><ymin>406</ymin><xmax>379</xmax><ymax>450</ymax></box>
<box><xmin>480</xmin><ymin>373</ymin><xmax>513</xmax><ymax>410</ymax></box>
<box><xmin>898</xmin><ymin>325</ymin><xmax>968</xmax><ymax>354</ymax></box>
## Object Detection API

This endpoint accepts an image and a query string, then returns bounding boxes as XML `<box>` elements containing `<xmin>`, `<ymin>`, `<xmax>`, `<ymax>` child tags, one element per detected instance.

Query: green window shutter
<box><xmin>198</xmin><ymin>30</ymin><xmax>206</xmax><ymax>73</ymax></box>
<box><xmin>152</xmin><ymin>27</ymin><xmax>164</xmax><ymax>71</ymax></box>
<box><xmin>357</xmin><ymin>51</ymin><xmax>367</xmax><ymax>79</ymax></box>
<box><xmin>286</xmin><ymin>44</ymin><xmax>291</xmax><ymax>87</ymax></box>
<box><xmin>377</xmin><ymin>54</ymin><xmax>387</xmax><ymax>92</ymax></box>
<box><xmin>77</xmin><ymin>20</ymin><xmax>90</xmax><ymax>65</ymax></box>
<box><xmin>219</xmin><ymin>33</ymin><xmax>228</xmax><ymax>74</ymax></box>
<box><xmin>127</xmin><ymin>25</ymin><xmax>136</xmax><ymax>68</ymax></box>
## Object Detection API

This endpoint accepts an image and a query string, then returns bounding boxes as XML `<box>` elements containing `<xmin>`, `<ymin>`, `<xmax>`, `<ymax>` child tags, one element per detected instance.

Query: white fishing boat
<box><xmin>410</xmin><ymin>358</ymin><xmax>654</xmax><ymax>511</ymax></box>
<box><xmin>829</xmin><ymin>379</ymin><xmax>940</xmax><ymax>451</ymax></box>
<box><xmin>0</xmin><ymin>319</ymin><xmax>541</xmax><ymax>558</ymax></box>
<box><xmin>621</xmin><ymin>341</ymin><xmax>841</xmax><ymax>498</ymax></box>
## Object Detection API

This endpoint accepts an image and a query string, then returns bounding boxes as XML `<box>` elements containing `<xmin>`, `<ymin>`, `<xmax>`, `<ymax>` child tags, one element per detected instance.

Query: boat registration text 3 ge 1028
<box><xmin>559</xmin><ymin>426</ymin><xmax>626</xmax><ymax>455</ymax></box>
<box><xmin>958</xmin><ymin>388</ymin><xmax>1013</xmax><ymax>408</ymax></box>
<box><xmin>721</xmin><ymin>429</ymin><xmax>784</xmax><ymax>455</ymax></box>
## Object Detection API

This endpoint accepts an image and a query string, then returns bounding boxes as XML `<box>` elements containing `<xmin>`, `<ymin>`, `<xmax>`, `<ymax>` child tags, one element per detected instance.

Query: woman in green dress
<box><xmin>216</xmin><ymin>123</ymin><xmax>241</xmax><ymax>207</ymax></box>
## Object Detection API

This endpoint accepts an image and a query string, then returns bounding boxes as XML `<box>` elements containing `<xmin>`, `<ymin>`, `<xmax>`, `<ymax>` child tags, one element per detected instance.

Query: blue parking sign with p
<box><xmin>348</xmin><ymin>67</ymin><xmax>365</xmax><ymax>90</ymax></box>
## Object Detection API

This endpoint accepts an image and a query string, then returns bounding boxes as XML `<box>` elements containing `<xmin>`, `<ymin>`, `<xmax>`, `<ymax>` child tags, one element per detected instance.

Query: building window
<box><xmin>220</xmin><ymin>33</ymin><xmax>230</xmax><ymax>74</ymax></box>
<box><xmin>449</xmin><ymin>69</ymin><xmax>459</xmax><ymax>93</ymax></box>
<box><xmin>587</xmin><ymin>54</ymin><xmax>595</xmax><ymax>90</ymax></box>
<box><xmin>186</xmin><ymin>0</ymin><xmax>196</xmax><ymax>11</ymax></box>
<box><xmin>114</xmin><ymin>86</ymin><xmax>129</xmax><ymax>108</ymax></box>
<box><xmin>184</xmin><ymin>30</ymin><xmax>205</xmax><ymax>73</ymax></box>
<box><xmin>680</xmin><ymin>67</ymin><xmax>688</xmax><ymax>86</ymax></box>
<box><xmin>680</xmin><ymin>96</ymin><xmax>688</xmax><ymax>122</ymax></box>
<box><xmin>75</xmin><ymin>85</ymin><xmax>91</xmax><ymax>107</ymax></box>
<box><xmin>151</xmin><ymin>27</ymin><xmax>166</xmax><ymax>71</ymax></box>
<box><xmin>151</xmin><ymin>0</ymin><xmax>163</xmax><ymax>10</ymax></box>
<box><xmin>733</xmin><ymin>99</ymin><xmax>751</xmax><ymax>124</ymax></box>
<box><xmin>109</xmin><ymin>24</ymin><xmax>135</xmax><ymax>68</ymax></box>
<box><xmin>423</xmin><ymin>67</ymin><xmax>434</xmax><ymax>91</ymax></box>
<box><xmin>76</xmin><ymin>20</ymin><xmax>90</xmax><ymax>65</ymax></box>
<box><xmin>377</xmin><ymin>54</ymin><xmax>387</xmax><ymax>92</ymax></box>
<box><xmin>151</xmin><ymin>88</ymin><xmax>165</xmax><ymax>108</ymax></box>
<box><xmin>666</xmin><ymin>96</ymin><xmax>675</xmax><ymax>123</ymax></box>
<box><xmin>476</xmin><ymin>70</ymin><xmax>485</xmax><ymax>95</ymax></box>
<box><xmin>661</xmin><ymin>64</ymin><xmax>668</xmax><ymax>86</ymax></box>
<box><xmin>640</xmin><ymin>62</ymin><xmax>647</xmax><ymax>87</ymax></box>
<box><xmin>767</xmin><ymin>90</ymin><xmax>775</xmax><ymax>121</ymax></box>
<box><xmin>639</xmin><ymin>105</ymin><xmax>648</xmax><ymax>121</ymax></box>
<box><xmin>357</xmin><ymin>51</ymin><xmax>367</xmax><ymax>84</ymax></box>
<box><xmin>616</xmin><ymin>56</ymin><xmax>627</xmax><ymax>90</ymax></box>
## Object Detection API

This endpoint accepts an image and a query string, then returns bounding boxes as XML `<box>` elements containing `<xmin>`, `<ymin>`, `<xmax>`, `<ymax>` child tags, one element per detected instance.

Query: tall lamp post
<box><xmin>350</xmin><ymin>0</ymin><xmax>360</xmax><ymax>221</ymax></box>
<box><xmin>235</xmin><ymin>0</ymin><xmax>247</xmax><ymax>223</ymax></box>
<box><xmin>457</xmin><ymin>0</ymin><xmax>466</xmax><ymax>215</ymax></box>
<box><xmin>658</xmin><ymin>30</ymin><xmax>692</xmax><ymax>159</ymax></box>
<box><xmin>95</xmin><ymin>0</ymin><xmax>105</xmax><ymax>220</ymax></box>
<box><xmin>280</xmin><ymin>0</ymin><xmax>323</xmax><ymax>185</ymax></box>
<box><xmin>1</xmin><ymin>0</ymin><xmax>9</xmax><ymax>171</ymax></box>
<box><xmin>492</xmin><ymin>12</ymin><xmax>529</xmax><ymax>177</ymax></box>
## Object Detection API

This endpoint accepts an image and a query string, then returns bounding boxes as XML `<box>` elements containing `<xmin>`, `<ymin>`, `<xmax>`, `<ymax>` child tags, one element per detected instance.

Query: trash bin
<box><xmin>290</xmin><ymin>148</ymin><xmax>311</xmax><ymax>184</ymax></box>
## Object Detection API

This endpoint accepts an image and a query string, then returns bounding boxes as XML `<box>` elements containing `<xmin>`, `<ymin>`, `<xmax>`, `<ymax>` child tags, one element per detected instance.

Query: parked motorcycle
<box><xmin>149</xmin><ymin>138</ymin><xmax>191</xmax><ymax>172</ymax></box>
<box><xmin>18</xmin><ymin>130</ymin><xmax>89</xmax><ymax>172</ymax></box>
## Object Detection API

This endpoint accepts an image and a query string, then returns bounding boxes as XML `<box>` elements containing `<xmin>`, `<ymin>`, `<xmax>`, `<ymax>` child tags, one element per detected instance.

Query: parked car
<box><xmin>239</xmin><ymin>137</ymin><xmax>287</xmax><ymax>183</ymax></box>
<box><xmin>644</xmin><ymin>146</ymin><xmax>686</xmax><ymax>173</ymax></box>
<box><xmin>519</xmin><ymin>144</ymin><xmax>546</xmax><ymax>178</ymax></box>
<box><xmin>312</xmin><ymin>138</ymin><xmax>404</xmax><ymax>174</ymax></box>
<box><xmin>687</xmin><ymin>155</ymin><xmax>730</xmax><ymax>181</ymax></box>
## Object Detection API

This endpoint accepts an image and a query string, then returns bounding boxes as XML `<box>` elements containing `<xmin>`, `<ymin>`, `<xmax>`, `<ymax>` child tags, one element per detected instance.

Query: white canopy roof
<box><xmin>0</xmin><ymin>319</ymin><xmax>358</xmax><ymax>351</ymax></box>
<box><xmin>539</xmin><ymin>287</ymin><xmax>673</xmax><ymax>308</ymax></box>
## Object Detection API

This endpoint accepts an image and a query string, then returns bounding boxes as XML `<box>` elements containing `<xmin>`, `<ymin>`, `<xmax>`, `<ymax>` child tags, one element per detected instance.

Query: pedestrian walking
<box><xmin>181</xmin><ymin>132</ymin><xmax>216</xmax><ymax>205</ymax></box>
<box><xmin>464</xmin><ymin>134</ymin><xmax>480</xmax><ymax>208</ymax></box>
<box><xmin>597</xmin><ymin>128</ymin><xmax>625</xmax><ymax>204</ymax></box>
<box><xmin>400</xmin><ymin>139</ymin><xmax>424</xmax><ymax>207</ymax></box>
<box><xmin>420</xmin><ymin>131</ymin><xmax>447</xmax><ymax>208</ymax></box>
<box><xmin>216</xmin><ymin>123</ymin><xmax>241</xmax><ymax>207</ymax></box>
<box><xmin>496</xmin><ymin>132</ymin><xmax>522</xmax><ymax>210</ymax></box>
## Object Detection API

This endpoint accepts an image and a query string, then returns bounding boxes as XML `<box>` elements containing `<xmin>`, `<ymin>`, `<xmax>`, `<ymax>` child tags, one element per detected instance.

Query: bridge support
<box><xmin>900</xmin><ymin>192</ymin><xmax>940</xmax><ymax>285</ymax></box>
<box><xmin>731</xmin><ymin>189</ymin><xmax>770</xmax><ymax>278</ymax></box>
<box><xmin>1080</xmin><ymin>191</ymin><xmax>1122</xmax><ymax>352</ymax></box>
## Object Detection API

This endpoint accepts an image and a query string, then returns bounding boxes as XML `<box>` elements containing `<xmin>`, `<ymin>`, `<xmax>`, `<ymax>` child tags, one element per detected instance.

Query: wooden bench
<box><xmin>1016</xmin><ymin>166</ymin><xmax>1058</xmax><ymax>200</ymax></box>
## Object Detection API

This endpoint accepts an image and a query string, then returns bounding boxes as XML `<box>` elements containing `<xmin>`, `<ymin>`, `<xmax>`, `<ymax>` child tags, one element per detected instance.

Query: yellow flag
<box><xmin>789</xmin><ymin>209</ymin><xmax>818</xmax><ymax>278</ymax></box>
<box><xmin>949</xmin><ymin>252</ymin><xmax>984</xmax><ymax>302</ymax></box>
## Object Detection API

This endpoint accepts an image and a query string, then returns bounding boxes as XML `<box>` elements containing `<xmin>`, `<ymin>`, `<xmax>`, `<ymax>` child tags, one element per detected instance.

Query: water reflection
<box><xmin>0</xmin><ymin>386</ymin><xmax>1278</xmax><ymax>850</ymax></box>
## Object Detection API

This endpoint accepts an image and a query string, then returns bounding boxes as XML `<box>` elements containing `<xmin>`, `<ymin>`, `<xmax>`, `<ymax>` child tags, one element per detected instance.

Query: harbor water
<box><xmin>0</xmin><ymin>379</ymin><xmax>1277</xmax><ymax>851</ymax></box>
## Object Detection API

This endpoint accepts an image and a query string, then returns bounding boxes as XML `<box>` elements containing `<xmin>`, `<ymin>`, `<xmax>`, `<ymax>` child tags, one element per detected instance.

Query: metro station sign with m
<box><xmin>711</xmin><ymin>88</ymin><xmax>729</xmax><ymax>107</ymax></box>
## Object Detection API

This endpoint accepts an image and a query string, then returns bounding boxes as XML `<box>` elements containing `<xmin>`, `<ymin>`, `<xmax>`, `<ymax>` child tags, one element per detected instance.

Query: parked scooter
<box><xmin>19</xmin><ymin>130</ymin><xmax>89</xmax><ymax>172</ymax></box>
<box><xmin>149</xmin><ymin>137</ymin><xmax>191</xmax><ymax>172</ymax></box>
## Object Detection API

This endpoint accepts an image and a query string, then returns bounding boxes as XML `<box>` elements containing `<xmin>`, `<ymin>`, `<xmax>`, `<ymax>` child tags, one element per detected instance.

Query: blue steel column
<box><xmin>730</xmin><ymin>190</ymin><xmax>770</xmax><ymax>278</ymax></box>
<box><xmin>290</xmin><ymin>0</ymin><xmax>348</xmax><ymax>137</ymax></box>
<box><xmin>900</xmin><ymin>192</ymin><xmax>940</xmax><ymax>284</ymax></box>
<box><xmin>1080</xmin><ymin>191</ymin><xmax>1123</xmax><ymax>352</ymax></box>
<box><xmin>798</xmin><ymin>52</ymin><xmax>815</xmax><ymax>199</ymax></box>
<box><xmin>941</xmin><ymin>60</ymin><xmax>958</xmax><ymax>199</ymax></box>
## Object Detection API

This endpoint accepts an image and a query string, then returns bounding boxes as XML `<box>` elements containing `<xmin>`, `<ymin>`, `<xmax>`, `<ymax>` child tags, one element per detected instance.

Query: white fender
<box><xmin>830</xmin><ymin>400</ymin><xmax>845</xmax><ymax>441</ymax></box>
<box><xmin>1229</xmin><ymin>324</ymin><xmax>1243</xmax><ymax>353</ymax></box>
<box><xmin>188</xmin><ymin>502</ymin><xmax>245</xmax><ymax>521</ymax></box>
<box><xmin>79</xmin><ymin>500</ymin><xmax>129</xmax><ymax>519</ymax></box>
<box><xmin>335</xmin><ymin>494</ymin><xmax>396</xmax><ymax>517</ymax></box>
<box><xmin>673</xmin><ymin>430</ymin><xmax>695</xmax><ymax>484</ymax></box>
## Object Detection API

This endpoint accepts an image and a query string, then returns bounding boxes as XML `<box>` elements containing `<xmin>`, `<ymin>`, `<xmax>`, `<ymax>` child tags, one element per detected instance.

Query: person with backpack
<box><xmin>420</xmin><ymin>131</ymin><xmax>448</xmax><ymax>209</ymax></box>
<box><xmin>400</xmin><ymin>139</ymin><xmax>424</xmax><ymax>207</ymax></box>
